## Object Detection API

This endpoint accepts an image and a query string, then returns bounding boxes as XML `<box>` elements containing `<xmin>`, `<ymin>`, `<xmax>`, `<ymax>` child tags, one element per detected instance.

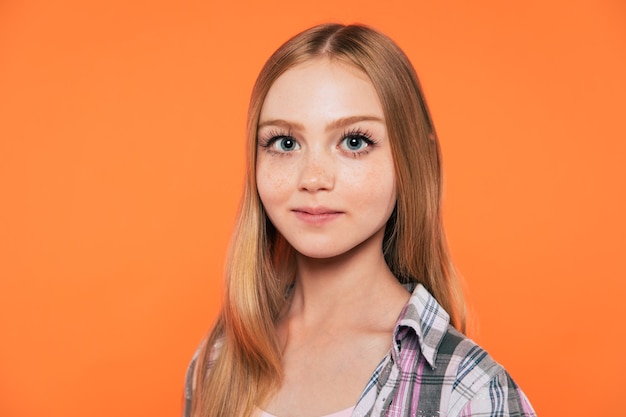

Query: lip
<box><xmin>292</xmin><ymin>207</ymin><xmax>343</xmax><ymax>225</ymax></box>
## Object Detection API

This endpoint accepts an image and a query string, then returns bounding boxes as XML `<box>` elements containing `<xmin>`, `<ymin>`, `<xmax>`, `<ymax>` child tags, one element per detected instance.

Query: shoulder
<box><xmin>393</xmin><ymin>285</ymin><xmax>536</xmax><ymax>416</ymax></box>
<box><xmin>183</xmin><ymin>337</ymin><xmax>224</xmax><ymax>417</ymax></box>
<box><xmin>398</xmin><ymin>327</ymin><xmax>536</xmax><ymax>417</ymax></box>
<box><xmin>425</xmin><ymin>326</ymin><xmax>536</xmax><ymax>417</ymax></box>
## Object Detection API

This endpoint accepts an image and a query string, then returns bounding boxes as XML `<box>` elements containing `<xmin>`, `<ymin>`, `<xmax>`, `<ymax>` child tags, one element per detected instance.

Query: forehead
<box><xmin>259</xmin><ymin>58</ymin><xmax>384</xmax><ymax>124</ymax></box>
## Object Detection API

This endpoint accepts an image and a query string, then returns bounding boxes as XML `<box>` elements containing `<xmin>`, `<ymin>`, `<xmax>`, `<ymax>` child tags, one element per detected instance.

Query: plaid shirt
<box><xmin>351</xmin><ymin>284</ymin><xmax>536</xmax><ymax>416</ymax></box>
<box><xmin>184</xmin><ymin>284</ymin><xmax>536</xmax><ymax>417</ymax></box>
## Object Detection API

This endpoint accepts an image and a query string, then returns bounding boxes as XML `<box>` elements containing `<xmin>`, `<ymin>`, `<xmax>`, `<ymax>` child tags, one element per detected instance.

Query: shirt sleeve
<box><xmin>457</xmin><ymin>370</ymin><xmax>537</xmax><ymax>417</ymax></box>
<box><xmin>182</xmin><ymin>337</ymin><xmax>221</xmax><ymax>417</ymax></box>
<box><xmin>182</xmin><ymin>353</ymin><xmax>198</xmax><ymax>417</ymax></box>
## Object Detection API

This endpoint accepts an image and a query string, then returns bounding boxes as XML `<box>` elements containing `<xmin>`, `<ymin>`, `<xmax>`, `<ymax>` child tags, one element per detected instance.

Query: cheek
<box><xmin>256</xmin><ymin>159</ymin><xmax>291</xmax><ymax>208</ymax></box>
<box><xmin>372</xmin><ymin>174</ymin><xmax>397</xmax><ymax>214</ymax></box>
<box><xmin>345</xmin><ymin>158</ymin><xmax>396</xmax><ymax>207</ymax></box>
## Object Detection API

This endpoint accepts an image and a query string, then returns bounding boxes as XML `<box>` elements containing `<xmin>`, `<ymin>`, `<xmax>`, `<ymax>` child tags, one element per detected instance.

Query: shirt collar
<box><xmin>392</xmin><ymin>283</ymin><xmax>451</xmax><ymax>369</ymax></box>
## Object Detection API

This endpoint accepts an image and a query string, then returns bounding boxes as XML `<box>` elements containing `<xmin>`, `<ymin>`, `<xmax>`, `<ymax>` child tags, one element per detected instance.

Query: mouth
<box><xmin>293</xmin><ymin>207</ymin><xmax>342</xmax><ymax>215</ymax></box>
<box><xmin>292</xmin><ymin>207</ymin><xmax>343</xmax><ymax>224</ymax></box>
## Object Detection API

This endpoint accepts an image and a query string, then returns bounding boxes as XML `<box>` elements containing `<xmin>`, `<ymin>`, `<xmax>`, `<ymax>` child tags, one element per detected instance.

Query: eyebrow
<box><xmin>258</xmin><ymin>115</ymin><xmax>385</xmax><ymax>132</ymax></box>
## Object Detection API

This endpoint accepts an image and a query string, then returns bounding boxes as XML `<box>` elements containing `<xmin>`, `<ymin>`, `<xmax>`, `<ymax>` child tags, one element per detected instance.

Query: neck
<box><xmin>285</xmin><ymin>229</ymin><xmax>408</xmax><ymax>329</ymax></box>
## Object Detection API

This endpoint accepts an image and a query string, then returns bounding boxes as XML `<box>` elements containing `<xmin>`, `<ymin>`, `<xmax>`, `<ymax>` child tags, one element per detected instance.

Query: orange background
<box><xmin>1</xmin><ymin>1</ymin><xmax>625</xmax><ymax>416</ymax></box>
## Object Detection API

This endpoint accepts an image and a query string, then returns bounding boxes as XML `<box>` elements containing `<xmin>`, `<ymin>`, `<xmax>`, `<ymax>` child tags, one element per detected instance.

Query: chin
<box><xmin>291</xmin><ymin>244</ymin><xmax>346</xmax><ymax>260</ymax></box>
<box><xmin>291</xmin><ymin>240</ymin><xmax>371</xmax><ymax>261</ymax></box>
<box><xmin>295</xmin><ymin>249</ymin><xmax>343</xmax><ymax>260</ymax></box>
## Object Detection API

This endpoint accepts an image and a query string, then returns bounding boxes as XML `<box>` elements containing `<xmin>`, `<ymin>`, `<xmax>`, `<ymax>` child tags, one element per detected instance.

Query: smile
<box><xmin>292</xmin><ymin>207</ymin><xmax>343</xmax><ymax>225</ymax></box>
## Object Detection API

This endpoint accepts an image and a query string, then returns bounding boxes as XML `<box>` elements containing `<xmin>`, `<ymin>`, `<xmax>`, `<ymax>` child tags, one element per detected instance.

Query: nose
<box><xmin>297</xmin><ymin>151</ymin><xmax>335</xmax><ymax>193</ymax></box>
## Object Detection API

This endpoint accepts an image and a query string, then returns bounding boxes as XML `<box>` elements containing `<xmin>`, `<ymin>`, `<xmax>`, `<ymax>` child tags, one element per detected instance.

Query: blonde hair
<box><xmin>190</xmin><ymin>23</ymin><xmax>466</xmax><ymax>417</ymax></box>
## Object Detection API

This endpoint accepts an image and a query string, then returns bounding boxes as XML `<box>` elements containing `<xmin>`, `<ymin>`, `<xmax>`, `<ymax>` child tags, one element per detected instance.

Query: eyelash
<box><xmin>258</xmin><ymin>129</ymin><xmax>292</xmax><ymax>149</ymax></box>
<box><xmin>258</xmin><ymin>128</ymin><xmax>378</xmax><ymax>157</ymax></box>
<box><xmin>340</xmin><ymin>128</ymin><xmax>377</xmax><ymax>157</ymax></box>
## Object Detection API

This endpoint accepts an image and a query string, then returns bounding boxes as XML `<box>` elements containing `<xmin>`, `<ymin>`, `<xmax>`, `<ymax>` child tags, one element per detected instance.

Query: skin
<box><xmin>257</xmin><ymin>58</ymin><xmax>410</xmax><ymax>417</ymax></box>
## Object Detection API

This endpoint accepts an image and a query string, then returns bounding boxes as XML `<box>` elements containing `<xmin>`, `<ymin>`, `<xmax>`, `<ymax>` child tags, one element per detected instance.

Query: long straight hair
<box><xmin>190</xmin><ymin>23</ymin><xmax>466</xmax><ymax>417</ymax></box>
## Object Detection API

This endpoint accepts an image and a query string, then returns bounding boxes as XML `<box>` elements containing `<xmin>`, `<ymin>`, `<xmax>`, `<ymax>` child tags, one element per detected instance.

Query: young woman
<box><xmin>184</xmin><ymin>23</ymin><xmax>536</xmax><ymax>417</ymax></box>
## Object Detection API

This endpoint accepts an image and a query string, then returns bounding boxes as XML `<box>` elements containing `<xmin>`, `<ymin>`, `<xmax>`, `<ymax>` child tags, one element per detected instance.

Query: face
<box><xmin>256</xmin><ymin>58</ymin><xmax>396</xmax><ymax>259</ymax></box>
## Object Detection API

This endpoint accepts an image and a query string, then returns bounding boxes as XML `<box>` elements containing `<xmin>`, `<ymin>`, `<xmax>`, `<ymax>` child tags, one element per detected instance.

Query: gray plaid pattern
<box><xmin>352</xmin><ymin>285</ymin><xmax>536</xmax><ymax>417</ymax></box>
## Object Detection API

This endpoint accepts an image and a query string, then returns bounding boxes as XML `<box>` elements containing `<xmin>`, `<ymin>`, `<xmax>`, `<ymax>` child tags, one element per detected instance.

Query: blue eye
<box><xmin>273</xmin><ymin>137</ymin><xmax>300</xmax><ymax>152</ymax></box>
<box><xmin>340</xmin><ymin>135</ymin><xmax>372</xmax><ymax>152</ymax></box>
